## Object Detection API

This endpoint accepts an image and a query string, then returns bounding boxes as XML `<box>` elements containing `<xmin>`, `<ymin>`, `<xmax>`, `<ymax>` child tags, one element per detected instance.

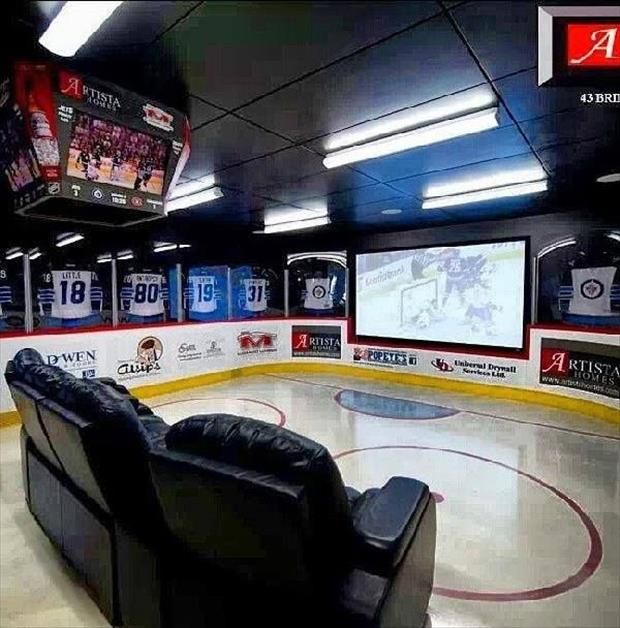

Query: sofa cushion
<box><xmin>166</xmin><ymin>414</ymin><xmax>353</xmax><ymax>555</ymax></box>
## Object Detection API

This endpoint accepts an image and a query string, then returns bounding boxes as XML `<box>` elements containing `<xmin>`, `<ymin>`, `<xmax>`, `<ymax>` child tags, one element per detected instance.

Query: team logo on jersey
<box><xmin>431</xmin><ymin>358</ymin><xmax>454</xmax><ymax>372</ymax></box>
<box><xmin>117</xmin><ymin>336</ymin><xmax>163</xmax><ymax>379</ymax></box>
<box><xmin>580</xmin><ymin>279</ymin><xmax>604</xmax><ymax>300</ymax></box>
<box><xmin>237</xmin><ymin>331</ymin><xmax>277</xmax><ymax>354</ymax></box>
<box><xmin>312</xmin><ymin>285</ymin><xmax>327</xmax><ymax>299</ymax></box>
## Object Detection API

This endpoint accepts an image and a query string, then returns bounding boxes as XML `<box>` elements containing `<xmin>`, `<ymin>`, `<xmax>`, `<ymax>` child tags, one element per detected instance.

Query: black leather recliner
<box><xmin>5</xmin><ymin>348</ymin><xmax>171</xmax><ymax>627</ymax></box>
<box><xmin>150</xmin><ymin>414</ymin><xmax>436</xmax><ymax>628</ymax></box>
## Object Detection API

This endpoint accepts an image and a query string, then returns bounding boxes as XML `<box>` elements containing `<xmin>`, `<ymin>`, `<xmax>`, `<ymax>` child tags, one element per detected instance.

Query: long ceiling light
<box><xmin>607</xmin><ymin>232</ymin><xmax>620</xmax><ymax>243</ymax></box>
<box><xmin>262</xmin><ymin>216</ymin><xmax>331</xmax><ymax>234</ymax></box>
<box><xmin>422</xmin><ymin>180</ymin><xmax>548</xmax><ymax>209</ymax></box>
<box><xmin>425</xmin><ymin>166</ymin><xmax>547</xmax><ymax>198</ymax></box>
<box><xmin>5</xmin><ymin>248</ymin><xmax>23</xmax><ymax>260</ymax></box>
<box><xmin>117</xmin><ymin>250</ymin><xmax>134</xmax><ymax>260</ymax></box>
<box><xmin>168</xmin><ymin>176</ymin><xmax>216</xmax><ymax>201</ymax></box>
<box><xmin>323</xmin><ymin>107</ymin><xmax>499</xmax><ymax>169</ymax></box>
<box><xmin>326</xmin><ymin>90</ymin><xmax>496</xmax><ymax>151</ymax></box>
<box><xmin>56</xmin><ymin>233</ymin><xmax>84</xmax><ymax>247</ymax></box>
<box><xmin>28</xmin><ymin>248</ymin><xmax>42</xmax><ymax>260</ymax></box>
<box><xmin>165</xmin><ymin>186</ymin><xmax>223</xmax><ymax>213</ymax></box>
<box><xmin>97</xmin><ymin>254</ymin><xmax>112</xmax><ymax>264</ymax></box>
<box><xmin>153</xmin><ymin>242</ymin><xmax>178</xmax><ymax>253</ymax></box>
<box><xmin>39</xmin><ymin>1</ymin><xmax>124</xmax><ymax>57</ymax></box>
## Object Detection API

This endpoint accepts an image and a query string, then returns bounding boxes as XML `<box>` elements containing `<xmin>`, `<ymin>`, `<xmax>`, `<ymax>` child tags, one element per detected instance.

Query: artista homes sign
<box><xmin>540</xmin><ymin>338</ymin><xmax>619</xmax><ymax>399</ymax></box>
<box><xmin>292</xmin><ymin>326</ymin><xmax>342</xmax><ymax>359</ymax></box>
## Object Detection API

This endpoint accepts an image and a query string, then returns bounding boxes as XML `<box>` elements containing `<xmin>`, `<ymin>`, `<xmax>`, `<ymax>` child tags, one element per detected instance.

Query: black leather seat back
<box><xmin>38</xmin><ymin>397</ymin><xmax>110</xmax><ymax>512</ymax></box>
<box><xmin>150</xmin><ymin>415</ymin><xmax>353</xmax><ymax>597</ymax></box>
<box><xmin>5</xmin><ymin>352</ymin><xmax>64</xmax><ymax>472</ymax></box>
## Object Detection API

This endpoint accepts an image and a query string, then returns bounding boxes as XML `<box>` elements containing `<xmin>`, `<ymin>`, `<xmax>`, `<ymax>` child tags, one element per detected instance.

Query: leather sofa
<box><xmin>6</xmin><ymin>348</ymin><xmax>436</xmax><ymax>628</ymax></box>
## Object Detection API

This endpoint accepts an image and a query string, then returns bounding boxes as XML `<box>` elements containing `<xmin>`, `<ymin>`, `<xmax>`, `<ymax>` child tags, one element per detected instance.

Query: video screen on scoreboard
<box><xmin>65</xmin><ymin>112</ymin><xmax>169</xmax><ymax>195</ymax></box>
<box><xmin>355</xmin><ymin>240</ymin><xmax>527</xmax><ymax>349</ymax></box>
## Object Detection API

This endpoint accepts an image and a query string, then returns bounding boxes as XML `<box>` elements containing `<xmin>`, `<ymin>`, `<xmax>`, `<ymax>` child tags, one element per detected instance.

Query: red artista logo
<box><xmin>59</xmin><ymin>71</ymin><xmax>84</xmax><ymax>99</ymax></box>
<box><xmin>541</xmin><ymin>348</ymin><xmax>570</xmax><ymax>377</ymax></box>
<box><xmin>293</xmin><ymin>332</ymin><xmax>309</xmax><ymax>350</ymax></box>
<box><xmin>567</xmin><ymin>23</ymin><xmax>620</xmax><ymax>67</ymax></box>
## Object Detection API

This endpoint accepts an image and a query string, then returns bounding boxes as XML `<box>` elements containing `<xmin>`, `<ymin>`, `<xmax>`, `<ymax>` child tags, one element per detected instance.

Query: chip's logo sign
<box><xmin>143</xmin><ymin>103</ymin><xmax>174</xmax><ymax>132</ymax></box>
<box><xmin>137</xmin><ymin>337</ymin><xmax>163</xmax><ymax>363</ymax></box>
<box><xmin>117</xmin><ymin>337</ymin><xmax>163</xmax><ymax>377</ymax></box>
<box><xmin>237</xmin><ymin>331</ymin><xmax>277</xmax><ymax>354</ymax></box>
<box><xmin>580</xmin><ymin>278</ymin><xmax>604</xmax><ymax>300</ymax></box>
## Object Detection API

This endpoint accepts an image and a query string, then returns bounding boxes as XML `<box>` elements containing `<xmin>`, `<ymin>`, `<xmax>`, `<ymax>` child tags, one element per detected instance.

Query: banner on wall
<box><xmin>292</xmin><ymin>325</ymin><xmax>342</xmax><ymax>359</ymax></box>
<box><xmin>427</xmin><ymin>355</ymin><xmax>521</xmax><ymax>383</ymax></box>
<box><xmin>352</xmin><ymin>346</ymin><xmax>417</xmax><ymax>368</ymax></box>
<box><xmin>540</xmin><ymin>338</ymin><xmax>619</xmax><ymax>399</ymax></box>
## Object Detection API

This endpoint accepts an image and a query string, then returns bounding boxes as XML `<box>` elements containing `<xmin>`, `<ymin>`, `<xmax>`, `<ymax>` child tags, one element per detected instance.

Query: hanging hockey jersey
<box><xmin>187</xmin><ymin>274</ymin><xmax>218</xmax><ymax>314</ymax></box>
<box><xmin>241</xmin><ymin>277</ymin><xmax>268</xmax><ymax>313</ymax></box>
<box><xmin>0</xmin><ymin>264</ymin><xmax>13</xmax><ymax>318</ymax></box>
<box><xmin>303</xmin><ymin>277</ymin><xmax>333</xmax><ymax>310</ymax></box>
<box><xmin>37</xmin><ymin>268</ymin><xmax>103</xmax><ymax>319</ymax></box>
<box><xmin>121</xmin><ymin>271</ymin><xmax>168</xmax><ymax>317</ymax></box>
<box><xmin>559</xmin><ymin>266</ymin><xmax>620</xmax><ymax>317</ymax></box>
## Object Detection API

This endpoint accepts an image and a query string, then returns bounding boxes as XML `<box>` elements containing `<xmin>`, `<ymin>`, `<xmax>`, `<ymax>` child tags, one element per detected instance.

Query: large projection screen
<box><xmin>355</xmin><ymin>240</ymin><xmax>527</xmax><ymax>349</ymax></box>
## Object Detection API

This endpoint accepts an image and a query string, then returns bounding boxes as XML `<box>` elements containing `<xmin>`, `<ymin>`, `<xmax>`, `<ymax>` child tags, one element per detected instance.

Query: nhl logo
<box><xmin>580</xmin><ymin>279</ymin><xmax>604</xmax><ymax>300</ymax></box>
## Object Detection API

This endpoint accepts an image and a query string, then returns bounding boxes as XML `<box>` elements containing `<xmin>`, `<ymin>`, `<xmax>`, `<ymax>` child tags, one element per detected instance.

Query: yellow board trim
<box><xmin>2</xmin><ymin>363</ymin><xmax>618</xmax><ymax>427</ymax></box>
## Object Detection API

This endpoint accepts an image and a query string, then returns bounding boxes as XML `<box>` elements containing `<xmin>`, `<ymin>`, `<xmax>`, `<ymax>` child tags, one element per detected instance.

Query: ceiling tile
<box><xmin>182</xmin><ymin>116</ymin><xmax>291</xmax><ymax>179</ymax></box>
<box><xmin>350</xmin><ymin>124</ymin><xmax>532</xmax><ymax>182</ymax></box>
<box><xmin>451</xmin><ymin>1</ymin><xmax>537</xmax><ymax>79</ymax></box>
<box><xmin>163</xmin><ymin>1</ymin><xmax>442</xmax><ymax>109</ymax></box>
<box><xmin>189</xmin><ymin>96</ymin><xmax>225</xmax><ymax>129</ymax></box>
<box><xmin>294</xmin><ymin>183</ymin><xmax>406</xmax><ymax>212</ymax></box>
<box><xmin>238</xmin><ymin>14</ymin><xmax>487</xmax><ymax>143</ymax></box>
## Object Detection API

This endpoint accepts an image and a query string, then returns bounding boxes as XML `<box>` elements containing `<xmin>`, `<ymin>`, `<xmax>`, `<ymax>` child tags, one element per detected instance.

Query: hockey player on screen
<box><xmin>439</xmin><ymin>249</ymin><xmax>488</xmax><ymax>309</ymax></box>
<box><xmin>110</xmin><ymin>150</ymin><xmax>123</xmax><ymax>182</ymax></box>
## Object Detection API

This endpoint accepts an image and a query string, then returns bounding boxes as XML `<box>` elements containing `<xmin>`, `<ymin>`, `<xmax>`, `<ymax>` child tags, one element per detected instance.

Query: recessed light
<box><xmin>596</xmin><ymin>173</ymin><xmax>620</xmax><ymax>183</ymax></box>
<box><xmin>381</xmin><ymin>209</ymin><xmax>402</xmax><ymax>215</ymax></box>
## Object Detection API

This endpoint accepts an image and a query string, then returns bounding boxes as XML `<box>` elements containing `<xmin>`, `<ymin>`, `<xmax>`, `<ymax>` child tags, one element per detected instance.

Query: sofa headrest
<box><xmin>22</xmin><ymin>363</ymin><xmax>75</xmax><ymax>399</ymax></box>
<box><xmin>12</xmin><ymin>348</ymin><xmax>44</xmax><ymax>376</ymax></box>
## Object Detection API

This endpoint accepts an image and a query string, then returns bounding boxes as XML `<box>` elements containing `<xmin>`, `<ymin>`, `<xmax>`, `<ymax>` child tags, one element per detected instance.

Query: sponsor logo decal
<box><xmin>353</xmin><ymin>347</ymin><xmax>416</xmax><ymax>367</ymax></box>
<box><xmin>431</xmin><ymin>358</ymin><xmax>454</xmax><ymax>372</ymax></box>
<box><xmin>143</xmin><ymin>103</ymin><xmax>174</xmax><ymax>132</ymax></box>
<box><xmin>130</xmin><ymin>196</ymin><xmax>143</xmax><ymax>207</ymax></box>
<box><xmin>540</xmin><ymin>339</ymin><xmax>619</xmax><ymax>399</ymax></box>
<box><xmin>59</xmin><ymin>70</ymin><xmax>121</xmax><ymax>112</ymax></box>
<box><xmin>431</xmin><ymin>357</ymin><xmax>518</xmax><ymax>380</ymax></box>
<box><xmin>46</xmin><ymin>349</ymin><xmax>97</xmax><ymax>377</ymax></box>
<box><xmin>567</xmin><ymin>23</ymin><xmax>620</xmax><ymax>68</ymax></box>
<box><xmin>176</xmin><ymin>339</ymin><xmax>224</xmax><ymax>362</ymax></box>
<box><xmin>237</xmin><ymin>331</ymin><xmax>277</xmax><ymax>354</ymax></box>
<box><xmin>292</xmin><ymin>326</ymin><xmax>341</xmax><ymax>359</ymax></box>
<box><xmin>117</xmin><ymin>336</ymin><xmax>163</xmax><ymax>380</ymax></box>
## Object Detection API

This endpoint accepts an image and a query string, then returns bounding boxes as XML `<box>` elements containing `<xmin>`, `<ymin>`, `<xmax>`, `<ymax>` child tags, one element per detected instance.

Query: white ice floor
<box><xmin>1</xmin><ymin>372</ymin><xmax>619</xmax><ymax>628</ymax></box>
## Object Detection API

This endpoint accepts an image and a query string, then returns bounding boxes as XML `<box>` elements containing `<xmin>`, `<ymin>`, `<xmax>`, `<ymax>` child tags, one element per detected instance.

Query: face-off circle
<box><xmin>334</xmin><ymin>445</ymin><xmax>603</xmax><ymax>602</ymax></box>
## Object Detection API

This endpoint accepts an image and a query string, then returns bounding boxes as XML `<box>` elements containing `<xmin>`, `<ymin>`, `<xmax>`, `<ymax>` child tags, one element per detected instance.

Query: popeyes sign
<box><xmin>538</xmin><ymin>6</ymin><xmax>620</xmax><ymax>85</ymax></box>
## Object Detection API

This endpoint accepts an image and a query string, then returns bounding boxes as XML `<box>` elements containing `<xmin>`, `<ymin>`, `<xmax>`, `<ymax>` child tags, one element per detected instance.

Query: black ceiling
<box><xmin>3</xmin><ymin>0</ymin><xmax>620</xmax><ymax>244</ymax></box>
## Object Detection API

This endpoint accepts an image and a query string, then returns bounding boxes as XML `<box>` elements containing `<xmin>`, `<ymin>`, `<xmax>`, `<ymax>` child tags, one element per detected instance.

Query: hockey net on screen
<box><xmin>400</xmin><ymin>277</ymin><xmax>439</xmax><ymax>326</ymax></box>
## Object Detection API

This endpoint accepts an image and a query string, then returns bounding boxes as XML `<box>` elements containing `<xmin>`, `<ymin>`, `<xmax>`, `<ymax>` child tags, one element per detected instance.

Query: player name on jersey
<box><xmin>38</xmin><ymin>269</ymin><xmax>102</xmax><ymax>320</ymax></box>
<box><xmin>121</xmin><ymin>272</ymin><xmax>168</xmax><ymax>317</ymax></box>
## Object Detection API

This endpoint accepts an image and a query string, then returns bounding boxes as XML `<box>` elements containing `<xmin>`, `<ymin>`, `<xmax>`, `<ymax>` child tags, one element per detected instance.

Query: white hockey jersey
<box><xmin>121</xmin><ymin>272</ymin><xmax>168</xmax><ymax>317</ymax></box>
<box><xmin>242</xmin><ymin>278</ymin><xmax>268</xmax><ymax>313</ymax></box>
<box><xmin>38</xmin><ymin>269</ymin><xmax>102</xmax><ymax>319</ymax></box>
<box><xmin>304</xmin><ymin>277</ymin><xmax>333</xmax><ymax>310</ymax></box>
<box><xmin>567</xmin><ymin>267</ymin><xmax>617</xmax><ymax>316</ymax></box>
<box><xmin>188</xmin><ymin>274</ymin><xmax>217</xmax><ymax>314</ymax></box>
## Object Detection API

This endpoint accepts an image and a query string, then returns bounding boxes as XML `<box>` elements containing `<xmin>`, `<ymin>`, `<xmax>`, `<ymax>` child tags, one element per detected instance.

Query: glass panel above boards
<box><xmin>231</xmin><ymin>265</ymin><xmax>283</xmax><ymax>319</ymax></box>
<box><xmin>536</xmin><ymin>229</ymin><xmax>620</xmax><ymax>327</ymax></box>
<box><xmin>287</xmin><ymin>251</ymin><xmax>347</xmax><ymax>317</ymax></box>
<box><xmin>1</xmin><ymin>248</ymin><xmax>25</xmax><ymax>334</ymax></box>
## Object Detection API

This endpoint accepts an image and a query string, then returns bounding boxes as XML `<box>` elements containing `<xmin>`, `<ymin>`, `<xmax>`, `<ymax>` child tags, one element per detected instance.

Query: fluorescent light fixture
<box><xmin>323</xmin><ymin>108</ymin><xmax>499</xmax><ymax>169</ymax></box>
<box><xmin>326</xmin><ymin>90</ymin><xmax>496</xmax><ymax>151</ymax></box>
<box><xmin>423</xmin><ymin>180</ymin><xmax>548</xmax><ymax>209</ymax></box>
<box><xmin>538</xmin><ymin>238</ymin><xmax>577</xmax><ymax>259</ymax></box>
<box><xmin>262</xmin><ymin>216</ymin><xmax>330</xmax><ymax>234</ymax></box>
<box><xmin>28</xmin><ymin>248</ymin><xmax>42</xmax><ymax>260</ymax></box>
<box><xmin>153</xmin><ymin>243</ymin><xmax>177</xmax><ymax>253</ymax></box>
<box><xmin>5</xmin><ymin>249</ymin><xmax>23</xmax><ymax>260</ymax></box>
<box><xmin>97</xmin><ymin>254</ymin><xmax>112</xmax><ymax>264</ymax></box>
<box><xmin>179</xmin><ymin>244</ymin><xmax>191</xmax><ymax>249</ymax></box>
<box><xmin>381</xmin><ymin>209</ymin><xmax>402</xmax><ymax>215</ymax></box>
<box><xmin>39</xmin><ymin>1</ymin><xmax>124</xmax><ymax>57</ymax></box>
<box><xmin>425</xmin><ymin>166</ymin><xmax>547</xmax><ymax>198</ymax></box>
<box><xmin>168</xmin><ymin>176</ymin><xmax>216</xmax><ymax>200</ymax></box>
<box><xmin>596</xmin><ymin>173</ymin><xmax>620</xmax><ymax>183</ymax></box>
<box><xmin>56</xmin><ymin>233</ymin><xmax>84</xmax><ymax>247</ymax></box>
<box><xmin>117</xmin><ymin>250</ymin><xmax>134</xmax><ymax>260</ymax></box>
<box><xmin>607</xmin><ymin>232</ymin><xmax>620</xmax><ymax>242</ymax></box>
<box><xmin>165</xmin><ymin>187</ymin><xmax>223</xmax><ymax>213</ymax></box>
<box><xmin>264</xmin><ymin>206</ymin><xmax>327</xmax><ymax>227</ymax></box>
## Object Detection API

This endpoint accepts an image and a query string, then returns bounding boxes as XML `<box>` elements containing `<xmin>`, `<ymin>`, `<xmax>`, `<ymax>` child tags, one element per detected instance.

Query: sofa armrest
<box><xmin>93</xmin><ymin>377</ymin><xmax>153</xmax><ymax>415</ymax></box>
<box><xmin>352</xmin><ymin>477</ymin><xmax>430</xmax><ymax>577</ymax></box>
